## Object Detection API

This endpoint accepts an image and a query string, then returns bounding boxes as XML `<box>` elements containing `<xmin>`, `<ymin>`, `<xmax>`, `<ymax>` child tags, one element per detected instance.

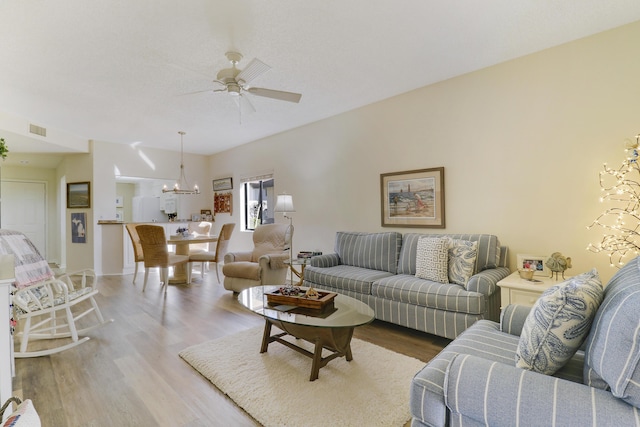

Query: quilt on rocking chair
<box><xmin>0</xmin><ymin>229</ymin><xmax>113</xmax><ymax>358</ymax></box>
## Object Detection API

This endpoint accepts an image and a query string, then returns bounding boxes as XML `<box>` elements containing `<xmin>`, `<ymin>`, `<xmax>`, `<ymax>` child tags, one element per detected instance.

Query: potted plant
<box><xmin>0</xmin><ymin>138</ymin><xmax>8</xmax><ymax>160</ymax></box>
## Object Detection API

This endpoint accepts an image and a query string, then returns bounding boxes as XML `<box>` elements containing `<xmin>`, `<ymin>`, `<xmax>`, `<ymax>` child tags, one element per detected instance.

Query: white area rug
<box><xmin>179</xmin><ymin>326</ymin><xmax>425</xmax><ymax>427</ymax></box>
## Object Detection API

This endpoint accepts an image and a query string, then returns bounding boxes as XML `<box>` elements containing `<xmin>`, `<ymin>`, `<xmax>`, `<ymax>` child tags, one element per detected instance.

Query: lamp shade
<box><xmin>274</xmin><ymin>194</ymin><xmax>295</xmax><ymax>213</ymax></box>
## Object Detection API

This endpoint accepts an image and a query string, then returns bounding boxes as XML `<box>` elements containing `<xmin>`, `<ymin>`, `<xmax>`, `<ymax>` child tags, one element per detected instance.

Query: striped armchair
<box><xmin>411</xmin><ymin>257</ymin><xmax>640</xmax><ymax>426</ymax></box>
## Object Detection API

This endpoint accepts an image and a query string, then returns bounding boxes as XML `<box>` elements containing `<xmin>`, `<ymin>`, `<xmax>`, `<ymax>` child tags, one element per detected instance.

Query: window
<box><xmin>241</xmin><ymin>176</ymin><xmax>275</xmax><ymax>231</ymax></box>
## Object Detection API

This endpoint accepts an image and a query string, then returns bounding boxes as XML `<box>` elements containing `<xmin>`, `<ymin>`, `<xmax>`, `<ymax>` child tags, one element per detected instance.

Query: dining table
<box><xmin>166</xmin><ymin>234</ymin><xmax>218</xmax><ymax>284</ymax></box>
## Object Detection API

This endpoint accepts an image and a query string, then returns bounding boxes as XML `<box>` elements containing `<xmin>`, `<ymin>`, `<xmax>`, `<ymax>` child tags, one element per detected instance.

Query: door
<box><xmin>1</xmin><ymin>181</ymin><xmax>47</xmax><ymax>258</ymax></box>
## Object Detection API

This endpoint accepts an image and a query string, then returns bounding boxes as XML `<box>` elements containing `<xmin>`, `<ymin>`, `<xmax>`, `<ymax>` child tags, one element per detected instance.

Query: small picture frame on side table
<box><xmin>516</xmin><ymin>254</ymin><xmax>548</xmax><ymax>276</ymax></box>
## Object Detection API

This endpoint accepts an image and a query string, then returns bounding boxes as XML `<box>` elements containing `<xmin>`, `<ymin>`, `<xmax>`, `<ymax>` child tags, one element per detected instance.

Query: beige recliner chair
<box><xmin>222</xmin><ymin>223</ymin><xmax>292</xmax><ymax>292</ymax></box>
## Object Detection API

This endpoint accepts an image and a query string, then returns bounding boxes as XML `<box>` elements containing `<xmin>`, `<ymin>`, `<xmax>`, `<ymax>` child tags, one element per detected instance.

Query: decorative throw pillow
<box><xmin>2</xmin><ymin>399</ymin><xmax>41</xmax><ymax>427</ymax></box>
<box><xmin>515</xmin><ymin>269</ymin><xmax>604</xmax><ymax>375</ymax></box>
<box><xmin>448</xmin><ymin>239</ymin><xmax>478</xmax><ymax>287</ymax></box>
<box><xmin>415</xmin><ymin>237</ymin><xmax>449</xmax><ymax>283</ymax></box>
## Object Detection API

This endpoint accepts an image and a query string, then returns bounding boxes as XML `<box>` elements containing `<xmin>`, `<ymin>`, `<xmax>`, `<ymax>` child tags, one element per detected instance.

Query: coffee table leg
<box><xmin>345</xmin><ymin>343</ymin><xmax>353</xmax><ymax>362</ymax></box>
<box><xmin>260</xmin><ymin>320</ymin><xmax>272</xmax><ymax>353</ymax></box>
<box><xmin>310</xmin><ymin>340</ymin><xmax>323</xmax><ymax>381</ymax></box>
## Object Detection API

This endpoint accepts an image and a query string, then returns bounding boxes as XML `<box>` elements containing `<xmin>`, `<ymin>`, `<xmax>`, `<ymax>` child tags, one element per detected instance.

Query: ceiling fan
<box><xmin>211</xmin><ymin>51</ymin><xmax>302</xmax><ymax>107</ymax></box>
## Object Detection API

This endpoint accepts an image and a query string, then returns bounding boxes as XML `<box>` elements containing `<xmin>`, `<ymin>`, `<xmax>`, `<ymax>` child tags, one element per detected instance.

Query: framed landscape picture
<box><xmin>380</xmin><ymin>167</ymin><xmax>445</xmax><ymax>228</ymax></box>
<box><xmin>213</xmin><ymin>177</ymin><xmax>233</xmax><ymax>191</ymax></box>
<box><xmin>67</xmin><ymin>182</ymin><xmax>90</xmax><ymax>208</ymax></box>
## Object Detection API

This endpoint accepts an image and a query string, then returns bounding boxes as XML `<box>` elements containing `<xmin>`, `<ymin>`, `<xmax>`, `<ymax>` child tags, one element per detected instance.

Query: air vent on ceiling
<box><xmin>29</xmin><ymin>124</ymin><xmax>46</xmax><ymax>137</ymax></box>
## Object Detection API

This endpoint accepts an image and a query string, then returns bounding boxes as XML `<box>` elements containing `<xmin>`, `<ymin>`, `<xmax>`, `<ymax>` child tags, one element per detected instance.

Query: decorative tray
<box><xmin>266</xmin><ymin>288</ymin><xmax>337</xmax><ymax>310</ymax></box>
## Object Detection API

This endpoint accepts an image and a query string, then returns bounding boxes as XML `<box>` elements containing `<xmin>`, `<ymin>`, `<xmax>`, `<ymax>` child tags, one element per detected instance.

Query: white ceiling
<box><xmin>1</xmin><ymin>1</ymin><xmax>640</xmax><ymax>157</ymax></box>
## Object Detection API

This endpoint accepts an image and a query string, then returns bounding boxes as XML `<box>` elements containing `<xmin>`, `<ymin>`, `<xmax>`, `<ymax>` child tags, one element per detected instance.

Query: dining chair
<box><xmin>188</xmin><ymin>221</ymin><xmax>212</xmax><ymax>255</ymax></box>
<box><xmin>189</xmin><ymin>223</ymin><xmax>235</xmax><ymax>282</ymax></box>
<box><xmin>125</xmin><ymin>223</ymin><xmax>144</xmax><ymax>284</ymax></box>
<box><xmin>136</xmin><ymin>224</ymin><xmax>191</xmax><ymax>293</ymax></box>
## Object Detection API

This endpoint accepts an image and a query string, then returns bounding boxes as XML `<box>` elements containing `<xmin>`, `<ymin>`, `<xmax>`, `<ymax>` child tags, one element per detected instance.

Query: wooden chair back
<box><xmin>136</xmin><ymin>225</ymin><xmax>170</xmax><ymax>268</ymax></box>
<box><xmin>188</xmin><ymin>221</ymin><xmax>212</xmax><ymax>252</ymax></box>
<box><xmin>125</xmin><ymin>223</ymin><xmax>144</xmax><ymax>262</ymax></box>
<box><xmin>213</xmin><ymin>223</ymin><xmax>236</xmax><ymax>262</ymax></box>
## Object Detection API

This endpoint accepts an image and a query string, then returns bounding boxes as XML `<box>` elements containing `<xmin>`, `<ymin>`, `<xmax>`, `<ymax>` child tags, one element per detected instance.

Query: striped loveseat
<box><xmin>411</xmin><ymin>257</ymin><xmax>640</xmax><ymax>426</ymax></box>
<box><xmin>303</xmin><ymin>231</ymin><xmax>510</xmax><ymax>340</ymax></box>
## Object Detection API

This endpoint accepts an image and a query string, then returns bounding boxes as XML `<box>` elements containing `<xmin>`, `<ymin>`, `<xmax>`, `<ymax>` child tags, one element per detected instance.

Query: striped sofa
<box><xmin>303</xmin><ymin>232</ymin><xmax>510</xmax><ymax>339</ymax></box>
<box><xmin>411</xmin><ymin>257</ymin><xmax>640</xmax><ymax>427</ymax></box>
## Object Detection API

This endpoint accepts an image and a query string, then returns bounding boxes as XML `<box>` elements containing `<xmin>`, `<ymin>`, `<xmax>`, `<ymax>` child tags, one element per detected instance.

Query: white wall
<box><xmin>91</xmin><ymin>139</ymin><xmax>213</xmax><ymax>274</ymax></box>
<box><xmin>209</xmin><ymin>21</ymin><xmax>640</xmax><ymax>284</ymax></box>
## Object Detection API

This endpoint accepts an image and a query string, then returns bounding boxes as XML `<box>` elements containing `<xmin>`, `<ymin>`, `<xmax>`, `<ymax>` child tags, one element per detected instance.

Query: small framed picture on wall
<box><xmin>67</xmin><ymin>182</ymin><xmax>90</xmax><ymax>208</ymax></box>
<box><xmin>71</xmin><ymin>212</ymin><xmax>87</xmax><ymax>243</ymax></box>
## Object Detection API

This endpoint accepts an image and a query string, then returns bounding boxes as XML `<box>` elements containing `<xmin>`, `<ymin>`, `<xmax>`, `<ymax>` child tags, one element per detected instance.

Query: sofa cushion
<box><xmin>398</xmin><ymin>234</ymin><xmax>500</xmax><ymax>276</ymax></box>
<box><xmin>335</xmin><ymin>231</ymin><xmax>402</xmax><ymax>274</ymax></box>
<box><xmin>221</xmin><ymin>262</ymin><xmax>260</xmax><ymax>281</ymax></box>
<box><xmin>515</xmin><ymin>269</ymin><xmax>603</xmax><ymax>375</ymax></box>
<box><xmin>448</xmin><ymin>239</ymin><xmax>478</xmax><ymax>287</ymax></box>
<box><xmin>415</xmin><ymin>237</ymin><xmax>449</xmax><ymax>283</ymax></box>
<box><xmin>372</xmin><ymin>275</ymin><xmax>484</xmax><ymax>315</ymax></box>
<box><xmin>584</xmin><ymin>257</ymin><xmax>640</xmax><ymax>408</ymax></box>
<box><xmin>303</xmin><ymin>264</ymin><xmax>394</xmax><ymax>295</ymax></box>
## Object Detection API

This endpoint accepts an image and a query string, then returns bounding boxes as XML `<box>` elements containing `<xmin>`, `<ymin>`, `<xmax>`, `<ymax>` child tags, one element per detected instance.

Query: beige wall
<box><xmin>3</xmin><ymin>21</ymin><xmax>640</xmax><ymax>281</ymax></box>
<box><xmin>210</xmin><ymin>21</ymin><xmax>640</xmax><ymax>283</ymax></box>
<box><xmin>59</xmin><ymin>153</ymin><xmax>94</xmax><ymax>271</ymax></box>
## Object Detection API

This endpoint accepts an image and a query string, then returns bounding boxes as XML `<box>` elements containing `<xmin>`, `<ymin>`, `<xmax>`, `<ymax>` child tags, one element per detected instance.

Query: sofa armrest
<box><xmin>224</xmin><ymin>251</ymin><xmax>253</xmax><ymax>264</ymax></box>
<box><xmin>445</xmin><ymin>354</ymin><xmax>638</xmax><ymax>427</ymax></box>
<box><xmin>499</xmin><ymin>304</ymin><xmax>532</xmax><ymax>336</ymax></box>
<box><xmin>257</xmin><ymin>252</ymin><xmax>289</xmax><ymax>285</ymax></box>
<box><xmin>466</xmin><ymin>266</ymin><xmax>511</xmax><ymax>295</ymax></box>
<box><xmin>257</xmin><ymin>252</ymin><xmax>289</xmax><ymax>269</ymax></box>
<box><xmin>309</xmin><ymin>253</ymin><xmax>340</xmax><ymax>268</ymax></box>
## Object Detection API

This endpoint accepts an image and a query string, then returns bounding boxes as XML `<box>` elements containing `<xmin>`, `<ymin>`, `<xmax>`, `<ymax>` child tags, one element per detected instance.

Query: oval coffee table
<box><xmin>238</xmin><ymin>286</ymin><xmax>375</xmax><ymax>381</ymax></box>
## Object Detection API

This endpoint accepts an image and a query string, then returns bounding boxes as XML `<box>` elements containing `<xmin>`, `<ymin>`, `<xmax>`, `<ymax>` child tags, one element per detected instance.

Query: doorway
<box><xmin>1</xmin><ymin>180</ymin><xmax>47</xmax><ymax>258</ymax></box>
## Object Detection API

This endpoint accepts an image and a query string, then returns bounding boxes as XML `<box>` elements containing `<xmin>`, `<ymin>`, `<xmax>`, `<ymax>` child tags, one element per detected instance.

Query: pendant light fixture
<box><xmin>163</xmin><ymin>131</ymin><xmax>200</xmax><ymax>195</ymax></box>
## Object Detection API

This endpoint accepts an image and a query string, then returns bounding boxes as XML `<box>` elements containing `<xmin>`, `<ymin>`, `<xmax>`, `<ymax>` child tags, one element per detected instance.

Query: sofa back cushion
<box><xmin>398</xmin><ymin>233</ymin><xmax>500</xmax><ymax>276</ymax></box>
<box><xmin>335</xmin><ymin>231</ymin><xmax>402</xmax><ymax>274</ymax></box>
<box><xmin>584</xmin><ymin>257</ymin><xmax>640</xmax><ymax>408</ymax></box>
<box><xmin>251</xmin><ymin>223</ymin><xmax>292</xmax><ymax>262</ymax></box>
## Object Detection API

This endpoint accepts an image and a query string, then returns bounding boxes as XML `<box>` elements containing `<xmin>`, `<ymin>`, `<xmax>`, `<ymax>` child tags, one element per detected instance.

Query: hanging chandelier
<box><xmin>162</xmin><ymin>131</ymin><xmax>200</xmax><ymax>195</ymax></box>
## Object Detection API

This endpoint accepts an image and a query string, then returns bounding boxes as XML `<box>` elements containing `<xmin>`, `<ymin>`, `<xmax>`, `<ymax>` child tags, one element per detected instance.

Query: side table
<box><xmin>284</xmin><ymin>258</ymin><xmax>310</xmax><ymax>286</ymax></box>
<box><xmin>498</xmin><ymin>271</ymin><xmax>567</xmax><ymax>308</ymax></box>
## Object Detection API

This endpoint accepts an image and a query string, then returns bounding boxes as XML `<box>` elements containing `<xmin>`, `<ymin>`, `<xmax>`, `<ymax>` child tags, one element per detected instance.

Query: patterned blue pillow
<box><xmin>415</xmin><ymin>237</ymin><xmax>449</xmax><ymax>283</ymax></box>
<box><xmin>516</xmin><ymin>269</ymin><xmax>604</xmax><ymax>375</ymax></box>
<box><xmin>447</xmin><ymin>239</ymin><xmax>477</xmax><ymax>287</ymax></box>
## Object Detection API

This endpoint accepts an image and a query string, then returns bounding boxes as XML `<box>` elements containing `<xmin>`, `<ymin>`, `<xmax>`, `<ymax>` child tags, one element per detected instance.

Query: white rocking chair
<box><xmin>11</xmin><ymin>269</ymin><xmax>113</xmax><ymax>358</ymax></box>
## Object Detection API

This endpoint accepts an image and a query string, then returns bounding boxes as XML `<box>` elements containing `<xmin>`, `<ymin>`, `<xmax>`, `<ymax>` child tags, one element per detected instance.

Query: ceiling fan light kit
<box><xmin>210</xmin><ymin>51</ymin><xmax>302</xmax><ymax>105</ymax></box>
<box><xmin>163</xmin><ymin>131</ymin><xmax>200</xmax><ymax>195</ymax></box>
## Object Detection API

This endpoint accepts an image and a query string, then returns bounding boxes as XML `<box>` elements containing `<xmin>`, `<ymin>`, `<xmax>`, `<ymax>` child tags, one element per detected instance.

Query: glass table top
<box><xmin>238</xmin><ymin>286</ymin><xmax>375</xmax><ymax>328</ymax></box>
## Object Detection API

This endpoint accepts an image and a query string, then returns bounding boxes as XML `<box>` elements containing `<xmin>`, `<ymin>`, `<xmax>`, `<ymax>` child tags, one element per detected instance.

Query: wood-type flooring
<box><xmin>11</xmin><ymin>270</ymin><xmax>450</xmax><ymax>426</ymax></box>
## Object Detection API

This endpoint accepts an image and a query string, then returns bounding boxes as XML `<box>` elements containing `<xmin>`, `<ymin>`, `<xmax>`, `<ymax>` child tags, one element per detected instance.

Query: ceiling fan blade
<box><xmin>178</xmin><ymin>89</ymin><xmax>212</xmax><ymax>96</ymax></box>
<box><xmin>236</xmin><ymin>58</ymin><xmax>271</xmax><ymax>85</ymax></box>
<box><xmin>247</xmin><ymin>87</ymin><xmax>302</xmax><ymax>103</ymax></box>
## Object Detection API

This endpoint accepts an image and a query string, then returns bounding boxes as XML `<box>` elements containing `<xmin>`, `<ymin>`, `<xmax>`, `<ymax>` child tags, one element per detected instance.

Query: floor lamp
<box><xmin>274</xmin><ymin>193</ymin><xmax>295</xmax><ymax>286</ymax></box>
